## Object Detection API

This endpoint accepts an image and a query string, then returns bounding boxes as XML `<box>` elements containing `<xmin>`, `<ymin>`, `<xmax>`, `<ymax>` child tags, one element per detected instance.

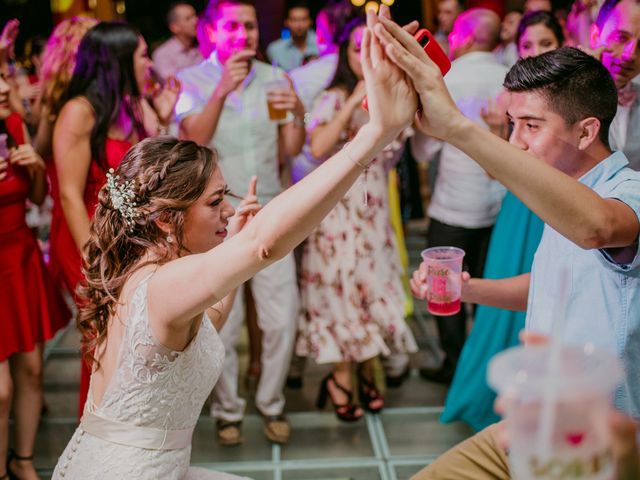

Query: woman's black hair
<box><xmin>60</xmin><ymin>22</ymin><xmax>146</xmax><ymax>170</ymax></box>
<box><xmin>326</xmin><ymin>16</ymin><xmax>366</xmax><ymax>95</ymax></box>
<box><xmin>516</xmin><ymin>10</ymin><xmax>565</xmax><ymax>49</ymax></box>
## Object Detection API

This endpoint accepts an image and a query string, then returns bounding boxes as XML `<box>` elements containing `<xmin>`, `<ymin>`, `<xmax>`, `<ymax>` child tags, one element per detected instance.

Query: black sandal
<box><xmin>316</xmin><ymin>373</ymin><xmax>363</xmax><ymax>422</ymax></box>
<box><xmin>357</xmin><ymin>367</ymin><xmax>385</xmax><ymax>413</ymax></box>
<box><xmin>7</xmin><ymin>449</ymin><xmax>34</xmax><ymax>480</ymax></box>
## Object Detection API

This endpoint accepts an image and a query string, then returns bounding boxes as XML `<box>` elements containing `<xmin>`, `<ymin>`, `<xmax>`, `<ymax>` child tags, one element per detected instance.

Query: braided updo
<box><xmin>78</xmin><ymin>136</ymin><xmax>218</xmax><ymax>366</ymax></box>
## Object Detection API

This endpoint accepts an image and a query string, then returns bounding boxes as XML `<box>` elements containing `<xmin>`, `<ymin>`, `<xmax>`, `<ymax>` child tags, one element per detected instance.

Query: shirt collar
<box><xmin>283</xmin><ymin>30</ymin><xmax>317</xmax><ymax>50</ymax></box>
<box><xmin>578</xmin><ymin>151</ymin><xmax>630</xmax><ymax>189</ymax></box>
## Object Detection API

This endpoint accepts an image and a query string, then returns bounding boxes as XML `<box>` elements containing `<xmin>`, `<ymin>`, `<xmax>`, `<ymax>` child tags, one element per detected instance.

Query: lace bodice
<box><xmin>90</xmin><ymin>276</ymin><xmax>225</xmax><ymax>430</ymax></box>
<box><xmin>52</xmin><ymin>276</ymin><xmax>250</xmax><ymax>479</ymax></box>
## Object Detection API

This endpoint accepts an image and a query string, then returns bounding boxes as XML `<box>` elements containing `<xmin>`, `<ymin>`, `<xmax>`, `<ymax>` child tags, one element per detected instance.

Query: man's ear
<box><xmin>577</xmin><ymin>116</ymin><xmax>602</xmax><ymax>151</ymax></box>
<box><xmin>205</xmin><ymin>23</ymin><xmax>216</xmax><ymax>44</ymax></box>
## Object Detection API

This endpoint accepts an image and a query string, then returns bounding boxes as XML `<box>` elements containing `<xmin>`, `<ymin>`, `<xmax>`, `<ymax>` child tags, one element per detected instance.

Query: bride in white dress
<box><xmin>52</xmin><ymin>14</ymin><xmax>418</xmax><ymax>479</ymax></box>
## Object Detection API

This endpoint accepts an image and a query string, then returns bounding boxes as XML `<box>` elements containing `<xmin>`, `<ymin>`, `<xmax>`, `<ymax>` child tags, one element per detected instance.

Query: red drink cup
<box><xmin>421</xmin><ymin>247</ymin><xmax>465</xmax><ymax>316</ymax></box>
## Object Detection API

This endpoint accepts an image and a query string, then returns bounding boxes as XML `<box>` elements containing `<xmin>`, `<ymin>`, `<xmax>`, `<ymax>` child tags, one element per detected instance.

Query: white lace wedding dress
<box><xmin>52</xmin><ymin>275</ymin><xmax>248</xmax><ymax>479</ymax></box>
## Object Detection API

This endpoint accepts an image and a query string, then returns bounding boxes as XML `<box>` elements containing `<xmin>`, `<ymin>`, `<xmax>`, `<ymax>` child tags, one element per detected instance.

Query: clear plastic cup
<box><xmin>264</xmin><ymin>78</ymin><xmax>289</xmax><ymax>121</ymax></box>
<box><xmin>488</xmin><ymin>344</ymin><xmax>623</xmax><ymax>480</ymax></box>
<box><xmin>420</xmin><ymin>247</ymin><xmax>465</xmax><ymax>316</ymax></box>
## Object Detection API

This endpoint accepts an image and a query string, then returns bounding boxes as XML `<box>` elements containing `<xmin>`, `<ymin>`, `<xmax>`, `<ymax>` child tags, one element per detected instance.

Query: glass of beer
<box><xmin>264</xmin><ymin>78</ymin><xmax>289</xmax><ymax>121</ymax></box>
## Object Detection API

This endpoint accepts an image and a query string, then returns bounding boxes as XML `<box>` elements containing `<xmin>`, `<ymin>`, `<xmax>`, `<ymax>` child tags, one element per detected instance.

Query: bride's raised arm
<box><xmin>148</xmin><ymin>15</ymin><xmax>418</xmax><ymax>329</ymax></box>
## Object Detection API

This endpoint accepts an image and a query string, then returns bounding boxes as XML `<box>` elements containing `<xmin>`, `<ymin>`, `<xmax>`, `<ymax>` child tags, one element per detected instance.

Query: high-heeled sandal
<box><xmin>7</xmin><ymin>449</ymin><xmax>34</xmax><ymax>480</ymax></box>
<box><xmin>316</xmin><ymin>373</ymin><xmax>363</xmax><ymax>422</ymax></box>
<box><xmin>357</xmin><ymin>367</ymin><xmax>385</xmax><ymax>413</ymax></box>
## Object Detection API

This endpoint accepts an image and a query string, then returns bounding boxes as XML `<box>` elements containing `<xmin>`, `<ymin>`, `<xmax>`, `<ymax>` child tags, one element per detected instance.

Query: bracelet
<box><xmin>343</xmin><ymin>142</ymin><xmax>368</xmax><ymax>169</ymax></box>
<box><xmin>343</xmin><ymin>142</ymin><xmax>370</xmax><ymax>207</ymax></box>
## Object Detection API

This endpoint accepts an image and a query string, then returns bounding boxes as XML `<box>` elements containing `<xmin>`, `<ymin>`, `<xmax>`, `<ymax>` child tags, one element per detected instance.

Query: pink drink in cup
<box><xmin>421</xmin><ymin>247</ymin><xmax>465</xmax><ymax>316</ymax></box>
<box><xmin>488</xmin><ymin>344</ymin><xmax>622</xmax><ymax>480</ymax></box>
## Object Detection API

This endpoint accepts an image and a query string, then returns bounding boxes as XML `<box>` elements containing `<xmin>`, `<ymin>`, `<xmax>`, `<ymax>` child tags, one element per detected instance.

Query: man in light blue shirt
<box><xmin>267</xmin><ymin>1</ymin><xmax>318</xmax><ymax>71</ymax></box>
<box><xmin>408</xmin><ymin>46</ymin><xmax>640</xmax><ymax>480</ymax></box>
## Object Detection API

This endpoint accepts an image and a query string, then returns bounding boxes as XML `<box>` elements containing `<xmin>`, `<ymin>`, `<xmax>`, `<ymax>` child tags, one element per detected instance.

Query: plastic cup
<box><xmin>264</xmin><ymin>78</ymin><xmax>289</xmax><ymax>121</ymax></box>
<box><xmin>488</xmin><ymin>344</ymin><xmax>623</xmax><ymax>480</ymax></box>
<box><xmin>420</xmin><ymin>247</ymin><xmax>465</xmax><ymax>316</ymax></box>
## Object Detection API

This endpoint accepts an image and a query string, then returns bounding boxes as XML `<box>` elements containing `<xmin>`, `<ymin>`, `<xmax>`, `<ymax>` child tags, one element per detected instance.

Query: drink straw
<box><xmin>535</xmin><ymin>267</ymin><xmax>571</xmax><ymax>460</ymax></box>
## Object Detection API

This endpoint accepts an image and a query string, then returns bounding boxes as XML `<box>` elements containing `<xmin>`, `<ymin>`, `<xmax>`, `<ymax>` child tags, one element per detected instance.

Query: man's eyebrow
<box><xmin>506</xmin><ymin>112</ymin><xmax>546</xmax><ymax>121</ymax></box>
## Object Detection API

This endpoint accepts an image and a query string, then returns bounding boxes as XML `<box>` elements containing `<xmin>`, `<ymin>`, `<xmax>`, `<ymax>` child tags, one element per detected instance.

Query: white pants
<box><xmin>210</xmin><ymin>253</ymin><xmax>299</xmax><ymax>421</ymax></box>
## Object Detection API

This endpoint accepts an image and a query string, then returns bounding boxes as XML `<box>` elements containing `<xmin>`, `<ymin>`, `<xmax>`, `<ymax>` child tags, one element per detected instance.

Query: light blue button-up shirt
<box><xmin>526</xmin><ymin>151</ymin><xmax>640</xmax><ymax>417</ymax></box>
<box><xmin>267</xmin><ymin>31</ymin><xmax>319</xmax><ymax>72</ymax></box>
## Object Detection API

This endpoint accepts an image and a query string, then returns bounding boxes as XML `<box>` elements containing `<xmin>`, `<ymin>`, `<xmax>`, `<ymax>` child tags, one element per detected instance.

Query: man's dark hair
<box><xmin>504</xmin><ymin>47</ymin><xmax>618</xmax><ymax>146</ymax></box>
<box><xmin>595</xmin><ymin>0</ymin><xmax>621</xmax><ymax>31</ymax></box>
<box><xmin>286</xmin><ymin>1</ymin><xmax>310</xmax><ymax>17</ymax></box>
<box><xmin>167</xmin><ymin>2</ymin><xmax>194</xmax><ymax>26</ymax></box>
<box><xmin>516</xmin><ymin>10</ymin><xmax>565</xmax><ymax>47</ymax></box>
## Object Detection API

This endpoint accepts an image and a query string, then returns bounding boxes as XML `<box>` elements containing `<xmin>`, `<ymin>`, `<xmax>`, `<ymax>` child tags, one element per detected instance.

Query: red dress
<box><xmin>48</xmin><ymin>138</ymin><xmax>133</xmax><ymax>297</ymax></box>
<box><xmin>47</xmin><ymin>137</ymin><xmax>132</xmax><ymax>415</ymax></box>
<box><xmin>0</xmin><ymin>113</ymin><xmax>70</xmax><ymax>361</ymax></box>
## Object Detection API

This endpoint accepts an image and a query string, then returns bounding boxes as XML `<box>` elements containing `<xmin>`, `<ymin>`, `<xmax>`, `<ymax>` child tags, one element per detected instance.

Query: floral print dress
<box><xmin>296</xmin><ymin>89</ymin><xmax>418</xmax><ymax>364</ymax></box>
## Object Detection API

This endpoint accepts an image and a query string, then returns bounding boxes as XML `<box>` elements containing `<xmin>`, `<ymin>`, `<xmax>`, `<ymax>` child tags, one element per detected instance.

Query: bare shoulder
<box><xmin>56</xmin><ymin>97</ymin><xmax>96</xmax><ymax>135</ymax></box>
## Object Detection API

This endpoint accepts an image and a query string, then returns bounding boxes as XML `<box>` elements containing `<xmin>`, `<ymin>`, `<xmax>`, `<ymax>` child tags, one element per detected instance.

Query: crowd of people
<box><xmin>0</xmin><ymin>0</ymin><xmax>639</xmax><ymax>478</ymax></box>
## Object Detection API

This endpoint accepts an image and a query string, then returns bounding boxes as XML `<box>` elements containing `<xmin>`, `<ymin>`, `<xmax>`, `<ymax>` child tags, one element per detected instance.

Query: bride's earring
<box><xmin>167</xmin><ymin>234</ymin><xmax>174</xmax><ymax>244</ymax></box>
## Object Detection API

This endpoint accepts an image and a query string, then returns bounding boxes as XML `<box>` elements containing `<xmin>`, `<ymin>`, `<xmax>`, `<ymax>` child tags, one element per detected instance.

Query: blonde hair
<box><xmin>40</xmin><ymin>16</ymin><xmax>98</xmax><ymax>120</ymax></box>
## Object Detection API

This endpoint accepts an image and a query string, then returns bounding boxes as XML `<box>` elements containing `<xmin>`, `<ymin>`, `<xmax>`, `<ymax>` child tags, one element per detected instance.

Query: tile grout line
<box><xmin>366</xmin><ymin>413</ymin><xmax>391</xmax><ymax>480</ymax></box>
<box><xmin>272</xmin><ymin>443</ymin><xmax>282</xmax><ymax>480</ymax></box>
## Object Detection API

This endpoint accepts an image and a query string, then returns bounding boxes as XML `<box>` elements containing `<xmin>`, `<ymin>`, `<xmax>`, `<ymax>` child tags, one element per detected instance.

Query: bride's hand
<box><xmin>227</xmin><ymin>176</ymin><xmax>260</xmax><ymax>237</ymax></box>
<box><xmin>371</xmin><ymin>11</ymin><xmax>465</xmax><ymax>141</ymax></box>
<box><xmin>361</xmin><ymin>9</ymin><xmax>418</xmax><ymax>148</ymax></box>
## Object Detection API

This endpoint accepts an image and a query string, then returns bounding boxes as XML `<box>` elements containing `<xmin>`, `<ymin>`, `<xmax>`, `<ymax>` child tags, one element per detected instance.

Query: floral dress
<box><xmin>296</xmin><ymin>89</ymin><xmax>418</xmax><ymax>364</ymax></box>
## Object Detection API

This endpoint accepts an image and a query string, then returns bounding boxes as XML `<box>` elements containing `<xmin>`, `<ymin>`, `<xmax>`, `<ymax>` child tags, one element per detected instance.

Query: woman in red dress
<box><xmin>0</xmin><ymin>73</ymin><xmax>70</xmax><ymax>480</ymax></box>
<box><xmin>51</xmin><ymin>22</ymin><xmax>179</xmax><ymax>416</ymax></box>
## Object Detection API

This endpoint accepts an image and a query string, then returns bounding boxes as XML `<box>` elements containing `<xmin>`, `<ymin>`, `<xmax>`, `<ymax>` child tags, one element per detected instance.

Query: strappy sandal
<box><xmin>7</xmin><ymin>450</ymin><xmax>34</xmax><ymax>480</ymax></box>
<box><xmin>316</xmin><ymin>373</ymin><xmax>363</xmax><ymax>422</ymax></box>
<box><xmin>357</xmin><ymin>367</ymin><xmax>385</xmax><ymax>413</ymax></box>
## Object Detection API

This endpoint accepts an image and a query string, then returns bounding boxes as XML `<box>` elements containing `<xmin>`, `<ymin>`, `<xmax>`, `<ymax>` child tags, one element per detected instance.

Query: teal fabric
<box><xmin>440</xmin><ymin>192</ymin><xmax>544</xmax><ymax>432</ymax></box>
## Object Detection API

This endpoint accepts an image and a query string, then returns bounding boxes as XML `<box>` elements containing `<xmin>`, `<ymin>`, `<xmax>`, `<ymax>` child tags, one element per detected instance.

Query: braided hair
<box><xmin>78</xmin><ymin>136</ymin><xmax>218</xmax><ymax>366</ymax></box>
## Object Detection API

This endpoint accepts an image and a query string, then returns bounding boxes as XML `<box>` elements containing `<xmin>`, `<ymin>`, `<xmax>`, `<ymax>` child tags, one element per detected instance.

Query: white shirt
<box><xmin>175</xmin><ymin>53</ymin><xmax>292</xmax><ymax>205</ymax></box>
<box><xmin>493</xmin><ymin>42</ymin><xmax>519</xmax><ymax>69</ymax></box>
<box><xmin>411</xmin><ymin>51</ymin><xmax>508</xmax><ymax>229</ymax></box>
<box><xmin>288</xmin><ymin>53</ymin><xmax>338</xmax><ymax>183</ymax></box>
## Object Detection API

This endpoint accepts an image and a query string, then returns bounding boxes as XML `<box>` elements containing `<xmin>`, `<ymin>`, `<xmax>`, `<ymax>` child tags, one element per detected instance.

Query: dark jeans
<box><xmin>426</xmin><ymin>218</ymin><xmax>493</xmax><ymax>373</ymax></box>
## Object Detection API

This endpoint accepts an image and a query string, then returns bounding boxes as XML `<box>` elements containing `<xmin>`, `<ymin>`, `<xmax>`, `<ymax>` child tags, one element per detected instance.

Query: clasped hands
<box><xmin>0</xmin><ymin>144</ymin><xmax>45</xmax><ymax>181</ymax></box>
<box><xmin>355</xmin><ymin>6</ymin><xmax>465</xmax><ymax>150</ymax></box>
